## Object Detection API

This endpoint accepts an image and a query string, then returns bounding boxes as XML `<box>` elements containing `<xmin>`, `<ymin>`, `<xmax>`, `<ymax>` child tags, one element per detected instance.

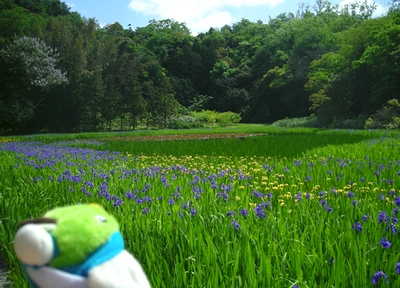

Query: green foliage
<box><xmin>188</xmin><ymin>94</ymin><xmax>212</xmax><ymax>112</ymax></box>
<box><xmin>191</xmin><ymin>110</ymin><xmax>219</xmax><ymax>125</ymax></box>
<box><xmin>218</xmin><ymin>111</ymin><xmax>242</xmax><ymax>126</ymax></box>
<box><xmin>330</xmin><ymin>115</ymin><xmax>367</xmax><ymax>129</ymax></box>
<box><xmin>365</xmin><ymin>99</ymin><xmax>400</xmax><ymax>129</ymax></box>
<box><xmin>307</xmin><ymin>14</ymin><xmax>400</xmax><ymax>125</ymax></box>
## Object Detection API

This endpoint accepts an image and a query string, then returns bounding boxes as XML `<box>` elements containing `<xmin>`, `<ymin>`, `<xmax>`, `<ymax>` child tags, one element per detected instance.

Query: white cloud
<box><xmin>128</xmin><ymin>0</ymin><xmax>283</xmax><ymax>33</ymax></box>
<box><xmin>191</xmin><ymin>11</ymin><xmax>233</xmax><ymax>33</ymax></box>
<box><xmin>223</xmin><ymin>0</ymin><xmax>282</xmax><ymax>8</ymax></box>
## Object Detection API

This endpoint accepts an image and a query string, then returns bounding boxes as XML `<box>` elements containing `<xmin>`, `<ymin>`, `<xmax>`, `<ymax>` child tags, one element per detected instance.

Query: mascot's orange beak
<box><xmin>19</xmin><ymin>218</ymin><xmax>57</xmax><ymax>227</ymax></box>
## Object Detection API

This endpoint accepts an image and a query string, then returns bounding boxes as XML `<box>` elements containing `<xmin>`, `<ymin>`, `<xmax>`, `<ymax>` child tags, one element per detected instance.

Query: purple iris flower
<box><xmin>371</xmin><ymin>271</ymin><xmax>388</xmax><ymax>285</ymax></box>
<box><xmin>362</xmin><ymin>214</ymin><xmax>369</xmax><ymax>221</ymax></box>
<box><xmin>252</xmin><ymin>190</ymin><xmax>264</xmax><ymax>198</ymax></box>
<box><xmin>352</xmin><ymin>222</ymin><xmax>362</xmax><ymax>232</ymax></box>
<box><xmin>329</xmin><ymin>257</ymin><xmax>334</xmax><ymax>265</ymax></box>
<box><xmin>396</xmin><ymin>262</ymin><xmax>400</xmax><ymax>274</ymax></box>
<box><xmin>380</xmin><ymin>237</ymin><xmax>391</xmax><ymax>249</ymax></box>
<box><xmin>231</xmin><ymin>219</ymin><xmax>240</xmax><ymax>230</ymax></box>
<box><xmin>254</xmin><ymin>207</ymin><xmax>266</xmax><ymax>218</ymax></box>
<box><xmin>226</xmin><ymin>210</ymin><xmax>236</xmax><ymax>217</ymax></box>
<box><xmin>378</xmin><ymin>211</ymin><xmax>388</xmax><ymax>223</ymax></box>
<box><xmin>390</xmin><ymin>224</ymin><xmax>398</xmax><ymax>234</ymax></box>
<box><xmin>240</xmin><ymin>208</ymin><xmax>248</xmax><ymax>216</ymax></box>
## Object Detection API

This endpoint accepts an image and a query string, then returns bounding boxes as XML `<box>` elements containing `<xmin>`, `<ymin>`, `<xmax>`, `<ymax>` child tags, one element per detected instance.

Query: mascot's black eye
<box><xmin>95</xmin><ymin>215</ymin><xmax>107</xmax><ymax>223</ymax></box>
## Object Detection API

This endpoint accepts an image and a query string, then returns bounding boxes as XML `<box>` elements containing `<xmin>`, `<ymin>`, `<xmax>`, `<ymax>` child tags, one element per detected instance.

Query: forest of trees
<box><xmin>0</xmin><ymin>0</ymin><xmax>399</xmax><ymax>133</ymax></box>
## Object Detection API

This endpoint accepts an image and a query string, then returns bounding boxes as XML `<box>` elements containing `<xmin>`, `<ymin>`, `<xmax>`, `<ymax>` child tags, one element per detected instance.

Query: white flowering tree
<box><xmin>1</xmin><ymin>36</ymin><xmax>67</xmax><ymax>87</ymax></box>
<box><xmin>0</xmin><ymin>36</ymin><xmax>68</xmax><ymax>132</ymax></box>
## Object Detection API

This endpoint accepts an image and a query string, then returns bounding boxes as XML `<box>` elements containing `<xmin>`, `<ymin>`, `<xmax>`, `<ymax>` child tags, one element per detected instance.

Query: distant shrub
<box><xmin>191</xmin><ymin>110</ymin><xmax>218</xmax><ymax>125</ymax></box>
<box><xmin>218</xmin><ymin>112</ymin><xmax>241</xmax><ymax>126</ymax></box>
<box><xmin>365</xmin><ymin>99</ymin><xmax>400</xmax><ymax>129</ymax></box>
<box><xmin>330</xmin><ymin>115</ymin><xmax>367</xmax><ymax>129</ymax></box>
<box><xmin>191</xmin><ymin>110</ymin><xmax>240</xmax><ymax>126</ymax></box>
<box><xmin>272</xmin><ymin>117</ymin><xmax>320</xmax><ymax>128</ymax></box>
<box><xmin>166</xmin><ymin>116</ymin><xmax>204</xmax><ymax>129</ymax></box>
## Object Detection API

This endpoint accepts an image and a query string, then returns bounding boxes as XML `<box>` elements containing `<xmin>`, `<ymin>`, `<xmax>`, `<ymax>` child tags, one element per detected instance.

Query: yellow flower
<box><xmin>235</xmin><ymin>196</ymin><xmax>240</xmax><ymax>201</ymax></box>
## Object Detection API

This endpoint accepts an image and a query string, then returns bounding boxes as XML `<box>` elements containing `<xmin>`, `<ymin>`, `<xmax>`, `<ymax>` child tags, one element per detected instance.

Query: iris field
<box><xmin>0</xmin><ymin>127</ymin><xmax>400</xmax><ymax>287</ymax></box>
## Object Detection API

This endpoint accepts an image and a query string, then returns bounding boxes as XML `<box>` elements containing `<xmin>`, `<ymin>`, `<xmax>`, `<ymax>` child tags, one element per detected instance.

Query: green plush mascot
<box><xmin>13</xmin><ymin>204</ymin><xmax>151</xmax><ymax>288</ymax></box>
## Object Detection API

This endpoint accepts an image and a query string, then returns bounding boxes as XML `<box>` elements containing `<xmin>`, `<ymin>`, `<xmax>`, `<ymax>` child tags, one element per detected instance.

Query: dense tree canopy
<box><xmin>0</xmin><ymin>0</ymin><xmax>399</xmax><ymax>133</ymax></box>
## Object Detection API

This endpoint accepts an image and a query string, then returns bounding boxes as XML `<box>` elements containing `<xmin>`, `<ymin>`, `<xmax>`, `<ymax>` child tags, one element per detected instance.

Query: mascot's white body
<box><xmin>23</xmin><ymin>250</ymin><xmax>149</xmax><ymax>288</ymax></box>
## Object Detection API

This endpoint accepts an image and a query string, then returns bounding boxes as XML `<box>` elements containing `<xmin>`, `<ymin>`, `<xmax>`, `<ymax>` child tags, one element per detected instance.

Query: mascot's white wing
<box><xmin>26</xmin><ymin>266</ymin><xmax>88</xmax><ymax>288</ymax></box>
<box><xmin>88</xmin><ymin>250</ymin><xmax>151</xmax><ymax>288</ymax></box>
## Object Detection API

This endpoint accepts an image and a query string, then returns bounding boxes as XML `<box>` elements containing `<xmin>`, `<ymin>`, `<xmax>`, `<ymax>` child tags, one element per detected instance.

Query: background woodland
<box><xmin>0</xmin><ymin>0</ymin><xmax>399</xmax><ymax>133</ymax></box>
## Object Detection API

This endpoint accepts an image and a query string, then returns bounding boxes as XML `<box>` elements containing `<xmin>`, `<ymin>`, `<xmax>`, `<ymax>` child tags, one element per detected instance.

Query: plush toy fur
<box><xmin>14</xmin><ymin>204</ymin><xmax>151</xmax><ymax>288</ymax></box>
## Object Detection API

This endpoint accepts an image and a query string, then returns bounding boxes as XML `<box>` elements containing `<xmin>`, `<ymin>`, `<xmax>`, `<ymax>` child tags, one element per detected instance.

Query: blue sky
<box><xmin>67</xmin><ymin>0</ymin><xmax>389</xmax><ymax>34</ymax></box>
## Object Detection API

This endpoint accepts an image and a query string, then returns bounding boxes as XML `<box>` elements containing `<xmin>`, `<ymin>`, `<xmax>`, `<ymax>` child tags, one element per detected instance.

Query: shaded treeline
<box><xmin>0</xmin><ymin>0</ymin><xmax>399</xmax><ymax>133</ymax></box>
